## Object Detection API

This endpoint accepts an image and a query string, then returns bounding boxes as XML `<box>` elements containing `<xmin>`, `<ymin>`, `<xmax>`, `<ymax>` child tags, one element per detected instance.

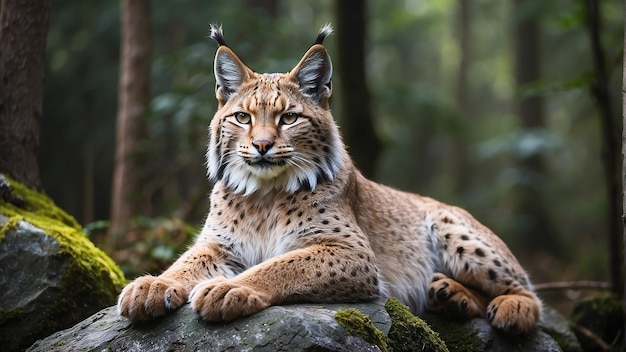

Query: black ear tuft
<box><xmin>289</xmin><ymin>25</ymin><xmax>334</xmax><ymax>106</ymax></box>
<box><xmin>209</xmin><ymin>23</ymin><xmax>228</xmax><ymax>47</ymax></box>
<box><xmin>314</xmin><ymin>24</ymin><xmax>333</xmax><ymax>45</ymax></box>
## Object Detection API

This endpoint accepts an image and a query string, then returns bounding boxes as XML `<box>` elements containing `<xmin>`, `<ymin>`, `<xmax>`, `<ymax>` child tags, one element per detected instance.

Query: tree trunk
<box><xmin>584</xmin><ymin>0</ymin><xmax>623</xmax><ymax>296</ymax></box>
<box><xmin>0</xmin><ymin>0</ymin><xmax>51</xmax><ymax>190</ymax></box>
<box><xmin>109</xmin><ymin>0</ymin><xmax>152</xmax><ymax>243</ymax></box>
<box><xmin>511</xmin><ymin>0</ymin><xmax>561</xmax><ymax>256</ymax></box>
<box><xmin>335</xmin><ymin>0</ymin><xmax>381</xmax><ymax>177</ymax></box>
<box><xmin>621</xmin><ymin>0</ymin><xmax>626</xmax><ymax>341</ymax></box>
<box><xmin>451</xmin><ymin>0</ymin><xmax>472</xmax><ymax>193</ymax></box>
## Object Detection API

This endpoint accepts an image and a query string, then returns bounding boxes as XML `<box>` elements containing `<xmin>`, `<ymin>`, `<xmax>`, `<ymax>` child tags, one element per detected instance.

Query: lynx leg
<box><xmin>427</xmin><ymin>272</ymin><xmax>488</xmax><ymax>319</ymax></box>
<box><xmin>433</xmin><ymin>209</ymin><xmax>542</xmax><ymax>334</ymax></box>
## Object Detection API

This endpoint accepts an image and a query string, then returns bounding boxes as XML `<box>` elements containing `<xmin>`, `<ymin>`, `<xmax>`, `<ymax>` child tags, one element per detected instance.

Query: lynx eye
<box><xmin>234</xmin><ymin>112</ymin><xmax>251</xmax><ymax>124</ymax></box>
<box><xmin>279</xmin><ymin>112</ymin><xmax>299</xmax><ymax>126</ymax></box>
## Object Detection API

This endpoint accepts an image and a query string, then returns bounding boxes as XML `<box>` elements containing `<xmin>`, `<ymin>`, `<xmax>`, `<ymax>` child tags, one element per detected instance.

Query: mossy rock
<box><xmin>336</xmin><ymin>307</ymin><xmax>393</xmax><ymax>351</ymax></box>
<box><xmin>384</xmin><ymin>299</ymin><xmax>448</xmax><ymax>352</ymax></box>
<box><xmin>0</xmin><ymin>174</ymin><xmax>126</xmax><ymax>352</ymax></box>
<box><xmin>27</xmin><ymin>295</ymin><xmax>574</xmax><ymax>351</ymax></box>
<box><xmin>423</xmin><ymin>310</ymin><xmax>563</xmax><ymax>351</ymax></box>
<box><xmin>571</xmin><ymin>292</ymin><xmax>624</xmax><ymax>352</ymax></box>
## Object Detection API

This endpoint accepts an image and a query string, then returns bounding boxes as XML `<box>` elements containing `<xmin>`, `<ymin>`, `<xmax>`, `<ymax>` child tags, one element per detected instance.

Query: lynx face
<box><xmin>206</xmin><ymin>26</ymin><xmax>343</xmax><ymax>195</ymax></box>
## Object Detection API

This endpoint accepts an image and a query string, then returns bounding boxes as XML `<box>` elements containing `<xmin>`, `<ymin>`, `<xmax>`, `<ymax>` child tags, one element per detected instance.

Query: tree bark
<box><xmin>512</xmin><ymin>0</ymin><xmax>561</xmax><ymax>256</ymax></box>
<box><xmin>584</xmin><ymin>0</ymin><xmax>623</xmax><ymax>295</ymax></box>
<box><xmin>335</xmin><ymin>0</ymin><xmax>381</xmax><ymax>177</ymax></box>
<box><xmin>621</xmin><ymin>0</ymin><xmax>626</xmax><ymax>341</ymax></box>
<box><xmin>109</xmin><ymin>0</ymin><xmax>152</xmax><ymax>242</ymax></box>
<box><xmin>0</xmin><ymin>0</ymin><xmax>51</xmax><ymax>190</ymax></box>
<box><xmin>451</xmin><ymin>0</ymin><xmax>472</xmax><ymax>193</ymax></box>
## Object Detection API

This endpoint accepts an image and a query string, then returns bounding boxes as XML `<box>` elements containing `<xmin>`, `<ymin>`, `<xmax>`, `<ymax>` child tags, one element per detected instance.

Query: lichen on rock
<box><xmin>0</xmin><ymin>174</ymin><xmax>126</xmax><ymax>352</ymax></box>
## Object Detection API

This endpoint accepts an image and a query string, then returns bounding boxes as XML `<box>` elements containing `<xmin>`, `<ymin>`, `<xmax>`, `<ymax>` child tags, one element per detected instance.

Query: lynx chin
<box><xmin>117</xmin><ymin>24</ymin><xmax>541</xmax><ymax>335</ymax></box>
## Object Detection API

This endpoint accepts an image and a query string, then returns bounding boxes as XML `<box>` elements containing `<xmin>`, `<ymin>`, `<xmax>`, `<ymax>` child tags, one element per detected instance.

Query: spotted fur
<box><xmin>117</xmin><ymin>25</ymin><xmax>542</xmax><ymax>335</ymax></box>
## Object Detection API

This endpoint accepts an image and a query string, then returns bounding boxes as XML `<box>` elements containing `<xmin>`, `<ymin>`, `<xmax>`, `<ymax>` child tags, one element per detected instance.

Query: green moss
<box><xmin>421</xmin><ymin>312</ymin><xmax>487</xmax><ymax>352</ymax></box>
<box><xmin>0</xmin><ymin>308</ymin><xmax>22</xmax><ymax>326</ymax></box>
<box><xmin>0</xmin><ymin>176</ymin><xmax>80</xmax><ymax>230</ymax></box>
<box><xmin>385</xmin><ymin>299</ymin><xmax>449</xmax><ymax>352</ymax></box>
<box><xmin>335</xmin><ymin>308</ymin><xmax>391</xmax><ymax>352</ymax></box>
<box><xmin>0</xmin><ymin>175</ymin><xmax>126</xmax><ymax>293</ymax></box>
<box><xmin>0</xmin><ymin>175</ymin><xmax>126</xmax><ymax>351</ymax></box>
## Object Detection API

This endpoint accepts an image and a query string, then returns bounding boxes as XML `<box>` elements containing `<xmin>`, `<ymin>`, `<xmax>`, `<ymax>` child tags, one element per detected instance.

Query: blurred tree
<box><xmin>109</xmin><ymin>0</ymin><xmax>152</xmax><ymax>244</ymax></box>
<box><xmin>621</xmin><ymin>5</ymin><xmax>626</xmax><ymax>338</ymax></box>
<box><xmin>41</xmin><ymin>2</ymin><xmax>120</xmax><ymax>225</ymax></box>
<box><xmin>511</xmin><ymin>0</ymin><xmax>561</xmax><ymax>256</ymax></box>
<box><xmin>450</xmin><ymin>0</ymin><xmax>472</xmax><ymax>193</ymax></box>
<box><xmin>243</xmin><ymin>0</ymin><xmax>278</xmax><ymax>17</ymax></box>
<box><xmin>335</xmin><ymin>0</ymin><xmax>381</xmax><ymax>177</ymax></box>
<box><xmin>583</xmin><ymin>0</ymin><xmax>622</xmax><ymax>294</ymax></box>
<box><xmin>0</xmin><ymin>0</ymin><xmax>51</xmax><ymax>189</ymax></box>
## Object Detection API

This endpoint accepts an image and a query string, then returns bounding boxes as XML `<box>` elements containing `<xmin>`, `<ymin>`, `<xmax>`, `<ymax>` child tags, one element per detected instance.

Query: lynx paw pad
<box><xmin>189</xmin><ymin>278</ymin><xmax>270</xmax><ymax>321</ymax></box>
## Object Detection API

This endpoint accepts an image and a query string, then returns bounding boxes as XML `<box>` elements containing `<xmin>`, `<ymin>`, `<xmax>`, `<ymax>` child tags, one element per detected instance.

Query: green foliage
<box><xmin>99</xmin><ymin>216</ymin><xmax>197</xmax><ymax>279</ymax></box>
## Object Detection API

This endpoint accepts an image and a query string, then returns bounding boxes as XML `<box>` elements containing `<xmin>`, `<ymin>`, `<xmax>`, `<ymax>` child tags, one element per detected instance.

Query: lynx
<box><xmin>117</xmin><ymin>25</ymin><xmax>541</xmax><ymax>335</ymax></box>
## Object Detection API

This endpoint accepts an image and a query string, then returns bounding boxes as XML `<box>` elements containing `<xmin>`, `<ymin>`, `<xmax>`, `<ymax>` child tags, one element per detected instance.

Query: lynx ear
<box><xmin>289</xmin><ymin>24</ymin><xmax>334</xmax><ymax>106</ymax></box>
<box><xmin>209</xmin><ymin>25</ymin><xmax>254</xmax><ymax>106</ymax></box>
<box><xmin>214</xmin><ymin>46</ymin><xmax>254</xmax><ymax>106</ymax></box>
<box><xmin>289</xmin><ymin>45</ymin><xmax>333</xmax><ymax>106</ymax></box>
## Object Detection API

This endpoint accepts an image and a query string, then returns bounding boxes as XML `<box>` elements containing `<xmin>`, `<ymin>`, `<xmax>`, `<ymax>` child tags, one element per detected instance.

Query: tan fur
<box><xmin>117</xmin><ymin>25</ymin><xmax>541</xmax><ymax>334</ymax></box>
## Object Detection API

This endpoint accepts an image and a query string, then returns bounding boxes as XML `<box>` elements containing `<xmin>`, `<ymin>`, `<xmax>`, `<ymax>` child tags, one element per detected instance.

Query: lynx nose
<box><xmin>252</xmin><ymin>139</ymin><xmax>274</xmax><ymax>155</ymax></box>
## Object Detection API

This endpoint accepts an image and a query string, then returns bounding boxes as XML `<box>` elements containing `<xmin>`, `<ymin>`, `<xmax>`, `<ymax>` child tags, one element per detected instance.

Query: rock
<box><xmin>28</xmin><ymin>298</ymin><xmax>575</xmax><ymax>352</ymax></box>
<box><xmin>423</xmin><ymin>311</ymin><xmax>566</xmax><ymax>352</ymax></box>
<box><xmin>29</xmin><ymin>302</ymin><xmax>392</xmax><ymax>352</ymax></box>
<box><xmin>0</xmin><ymin>174</ymin><xmax>126</xmax><ymax>352</ymax></box>
<box><xmin>538</xmin><ymin>306</ymin><xmax>583</xmax><ymax>352</ymax></box>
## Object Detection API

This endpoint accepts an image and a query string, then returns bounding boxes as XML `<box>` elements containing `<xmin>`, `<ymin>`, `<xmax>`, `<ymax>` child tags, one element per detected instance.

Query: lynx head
<box><xmin>206</xmin><ymin>24</ymin><xmax>344</xmax><ymax>195</ymax></box>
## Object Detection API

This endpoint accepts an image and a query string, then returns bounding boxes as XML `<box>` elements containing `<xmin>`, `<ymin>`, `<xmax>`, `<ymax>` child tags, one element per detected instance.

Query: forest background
<box><xmin>38</xmin><ymin>0</ymin><xmax>623</xmax><ymax>313</ymax></box>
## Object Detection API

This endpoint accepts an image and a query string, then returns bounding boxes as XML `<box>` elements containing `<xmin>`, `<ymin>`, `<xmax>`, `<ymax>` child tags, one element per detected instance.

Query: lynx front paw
<box><xmin>427</xmin><ymin>273</ymin><xmax>485</xmax><ymax>319</ymax></box>
<box><xmin>117</xmin><ymin>275</ymin><xmax>188</xmax><ymax>321</ymax></box>
<box><xmin>189</xmin><ymin>277</ymin><xmax>270</xmax><ymax>321</ymax></box>
<box><xmin>486</xmin><ymin>294</ymin><xmax>540</xmax><ymax>335</ymax></box>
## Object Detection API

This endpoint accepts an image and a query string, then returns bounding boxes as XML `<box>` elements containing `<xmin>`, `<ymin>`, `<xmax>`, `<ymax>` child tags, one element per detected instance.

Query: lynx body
<box><xmin>118</xmin><ymin>25</ymin><xmax>541</xmax><ymax>335</ymax></box>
